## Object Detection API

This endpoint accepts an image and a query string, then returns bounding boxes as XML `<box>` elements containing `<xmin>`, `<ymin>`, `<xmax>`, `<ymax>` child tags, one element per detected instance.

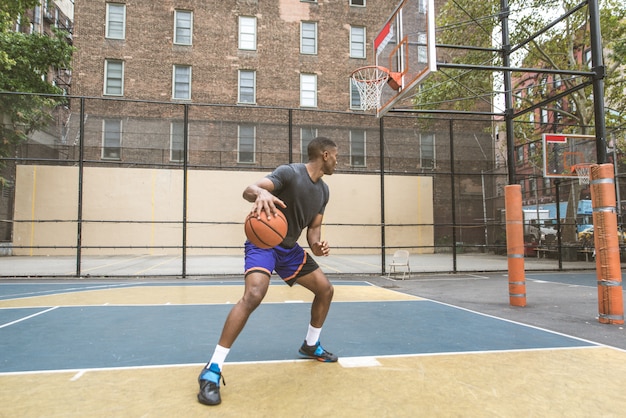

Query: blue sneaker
<box><xmin>298</xmin><ymin>340</ymin><xmax>338</xmax><ymax>362</ymax></box>
<box><xmin>197</xmin><ymin>363</ymin><xmax>225</xmax><ymax>406</ymax></box>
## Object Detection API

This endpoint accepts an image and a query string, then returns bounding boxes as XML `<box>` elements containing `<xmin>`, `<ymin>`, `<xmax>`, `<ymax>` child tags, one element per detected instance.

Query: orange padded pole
<box><xmin>589</xmin><ymin>164</ymin><xmax>624</xmax><ymax>324</ymax></box>
<box><xmin>505</xmin><ymin>185</ymin><xmax>527</xmax><ymax>307</ymax></box>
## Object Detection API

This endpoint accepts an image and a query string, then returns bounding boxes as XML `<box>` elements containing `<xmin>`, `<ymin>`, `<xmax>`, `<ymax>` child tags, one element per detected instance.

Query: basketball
<box><xmin>244</xmin><ymin>211</ymin><xmax>288</xmax><ymax>248</ymax></box>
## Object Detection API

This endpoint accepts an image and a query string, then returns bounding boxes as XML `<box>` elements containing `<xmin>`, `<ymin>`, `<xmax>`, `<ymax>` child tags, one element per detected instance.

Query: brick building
<box><xmin>63</xmin><ymin>0</ymin><xmax>496</xmax><ymax>250</ymax></box>
<box><xmin>2</xmin><ymin>0</ymin><xmax>498</xmax><ymax>256</ymax></box>
<box><xmin>72</xmin><ymin>0</ymin><xmax>397</xmax><ymax>109</ymax></box>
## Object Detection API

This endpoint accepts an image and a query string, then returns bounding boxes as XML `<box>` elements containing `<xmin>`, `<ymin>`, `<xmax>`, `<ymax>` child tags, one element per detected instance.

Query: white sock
<box><xmin>207</xmin><ymin>344</ymin><xmax>230</xmax><ymax>370</ymax></box>
<box><xmin>305</xmin><ymin>324</ymin><xmax>322</xmax><ymax>346</ymax></box>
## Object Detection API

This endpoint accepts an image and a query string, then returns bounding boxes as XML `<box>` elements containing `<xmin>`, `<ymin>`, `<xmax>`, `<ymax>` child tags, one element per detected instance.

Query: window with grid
<box><xmin>419</xmin><ymin>0</ymin><xmax>428</xmax><ymax>13</ymax></box>
<box><xmin>350</xmin><ymin>130</ymin><xmax>366</xmax><ymax>167</ymax></box>
<box><xmin>417</xmin><ymin>32</ymin><xmax>427</xmax><ymax>63</ymax></box>
<box><xmin>106</xmin><ymin>3</ymin><xmax>125</xmax><ymax>39</ymax></box>
<box><xmin>350</xmin><ymin>79</ymin><xmax>361</xmax><ymax>109</ymax></box>
<box><xmin>238</xmin><ymin>125</ymin><xmax>256</xmax><ymax>163</ymax></box>
<box><xmin>544</xmin><ymin>177</ymin><xmax>552</xmax><ymax>195</ymax></box>
<box><xmin>420</xmin><ymin>133</ymin><xmax>435</xmax><ymax>168</ymax></box>
<box><xmin>300</xmin><ymin>128</ymin><xmax>317</xmax><ymax>162</ymax></box>
<box><xmin>301</xmin><ymin>21</ymin><xmax>317</xmax><ymax>55</ymax></box>
<box><xmin>102</xmin><ymin>119</ymin><xmax>121</xmax><ymax>160</ymax></box>
<box><xmin>170</xmin><ymin>122</ymin><xmax>185</xmax><ymax>162</ymax></box>
<box><xmin>239</xmin><ymin>16</ymin><xmax>257</xmax><ymax>50</ymax></box>
<box><xmin>104</xmin><ymin>60</ymin><xmax>124</xmax><ymax>96</ymax></box>
<box><xmin>540</xmin><ymin>108</ymin><xmax>548</xmax><ymax>125</ymax></box>
<box><xmin>238</xmin><ymin>70</ymin><xmax>256</xmax><ymax>104</ymax></box>
<box><xmin>300</xmin><ymin>74</ymin><xmax>317</xmax><ymax>107</ymax></box>
<box><xmin>173</xmin><ymin>65</ymin><xmax>191</xmax><ymax>100</ymax></box>
<box><xmin>174</xmin><ymin>10</ymin><xmax>193</xmax><ymax>45</ymax></box>
<box><xmin>350</xmin><ymin>26</ymin><xmax>366</xmax><ymax>58</ymax></box>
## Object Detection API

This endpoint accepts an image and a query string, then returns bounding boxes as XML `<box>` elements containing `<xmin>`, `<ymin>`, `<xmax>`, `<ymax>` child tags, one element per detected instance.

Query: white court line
<box><xmin>0</xmin><ymin>282</ymin><xmax>143</xmax><ymax>301</ymax></box>
<box><xmin>0</xmin><ymin>306</ymin><xmax>59</xmax><ymax>329</ymax></box>
<box><xmin>133</xmin><ymin>255</ymin><xmax>181</xmax><ymax>275</ymax></box>
<box><xmin>66</xmin><ymin>255</ymin><xmax>151</xmax><ymax>275</ymax></box>
<box><xmin>0</xmin><ymin>345</ymin><xmax>610</xmax><ymax>378</ymax></box>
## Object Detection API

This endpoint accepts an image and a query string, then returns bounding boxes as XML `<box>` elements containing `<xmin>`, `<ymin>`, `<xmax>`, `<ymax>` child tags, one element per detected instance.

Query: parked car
<box><xmin>577</xmin><ymin>226</ymin><xmax>626</xmax><ymax>247</ymax></box>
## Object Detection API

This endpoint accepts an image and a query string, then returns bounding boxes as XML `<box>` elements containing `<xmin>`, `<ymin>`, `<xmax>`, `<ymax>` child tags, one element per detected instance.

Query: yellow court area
<box><xmin>1</xmin><ymin>281</ymin><xmax>626</xmax><ymax>417</ymax></box>
<box><xmin>0</xmin><ymin>283</ymin><xmax>420</xmax><ymax>308</ymax></box>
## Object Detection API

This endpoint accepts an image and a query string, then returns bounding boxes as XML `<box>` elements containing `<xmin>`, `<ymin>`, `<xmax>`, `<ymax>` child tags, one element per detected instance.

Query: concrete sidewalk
<box><xmin>0</xmin><ymin>251</ymin><xmax>605</xmax><ymax>278</ymax></box>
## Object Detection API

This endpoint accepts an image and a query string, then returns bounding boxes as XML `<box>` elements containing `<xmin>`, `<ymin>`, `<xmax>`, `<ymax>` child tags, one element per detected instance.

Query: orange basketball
<box><xmin>244</xmin><ymin>211</ymin><xmax>288</xmax><ymax>249</ymax></box>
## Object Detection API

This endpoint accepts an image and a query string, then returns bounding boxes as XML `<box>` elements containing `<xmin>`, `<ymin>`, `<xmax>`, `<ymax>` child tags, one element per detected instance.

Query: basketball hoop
<box><xmin>572</xmin><ymin>163</ymin><xmax>593</xmax><ymax>185</ymax></box>
<box><xmin>350</xmin><ymin>66</ymin><xmax>392</xmax><ymax>111</ymax></box>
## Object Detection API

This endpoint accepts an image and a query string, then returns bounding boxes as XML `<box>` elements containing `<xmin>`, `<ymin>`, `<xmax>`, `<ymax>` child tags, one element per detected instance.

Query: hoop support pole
<box><xmin>590</xmin><ymin>164</ymin><xmax>624</xmax><ymax>324</ymax></box>
<box><xmin>505</xmin><ymin>185</ymin><xmax>527</xmax><ymax>307</ymax></box>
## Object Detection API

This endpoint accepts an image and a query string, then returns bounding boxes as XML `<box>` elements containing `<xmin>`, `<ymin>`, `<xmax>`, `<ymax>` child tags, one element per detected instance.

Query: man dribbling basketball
<box><xmin>197</xmin><ymin>137</ymin><xmax>339</xmax><ymax>406</ymax></box>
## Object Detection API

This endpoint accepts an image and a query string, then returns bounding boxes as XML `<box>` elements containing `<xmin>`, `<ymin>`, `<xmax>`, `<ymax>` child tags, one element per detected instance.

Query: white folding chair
<box><xmin>388</xmin><ymin>250</ymin><xmax>410</xmax><ymax>279</ymax></box>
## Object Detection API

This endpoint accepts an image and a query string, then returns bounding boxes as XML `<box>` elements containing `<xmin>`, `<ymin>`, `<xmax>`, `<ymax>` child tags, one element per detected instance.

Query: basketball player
<box><xmin>197</xmin><ymin>137</ymin><xmax>339</xmax><ymax>406</ymax></box>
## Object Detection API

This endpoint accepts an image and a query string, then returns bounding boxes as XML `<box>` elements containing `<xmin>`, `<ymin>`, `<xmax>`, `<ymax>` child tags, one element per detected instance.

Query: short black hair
<box><xmin>307</xmin><ymin>137</ymin><xmax>337</xmax><ymax>160</ymax></box>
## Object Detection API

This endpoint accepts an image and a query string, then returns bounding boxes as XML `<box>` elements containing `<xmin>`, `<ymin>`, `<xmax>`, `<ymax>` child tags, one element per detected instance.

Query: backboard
<box><xmin>374</xmin><ymin>0</ymin><xmax>437</xmax><ymax>117</ymax></box>
<box><xmin>542</xmin><ymin>133</ymin><xmax>596</xmax><ymax>179</ymax></box>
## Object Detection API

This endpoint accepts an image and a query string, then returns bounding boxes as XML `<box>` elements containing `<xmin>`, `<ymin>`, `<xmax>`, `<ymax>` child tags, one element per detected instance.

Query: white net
<box><xmin>574</xmin><ymin>164</ymin><xmax>592</xmax><ymax>185</ymax></box>
<box><xmin>350</xmin><ymin>66</ymin><xmax>390</xmax><ymax>111</ymax></box>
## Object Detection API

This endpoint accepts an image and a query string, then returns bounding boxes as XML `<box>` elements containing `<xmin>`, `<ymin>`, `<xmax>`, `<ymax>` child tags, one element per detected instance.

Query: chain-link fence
<box><xmin>1</xmin><ymin>93</ymin><xmax>620</xmax><ymax>277</ymax></box>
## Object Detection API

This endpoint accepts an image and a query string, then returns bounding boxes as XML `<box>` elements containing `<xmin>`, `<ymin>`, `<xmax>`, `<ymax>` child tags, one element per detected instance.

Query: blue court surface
<box><xmin>1</xmin><ymin>278</ymin><xmax>625</xmax><ymax>417</ymax></box>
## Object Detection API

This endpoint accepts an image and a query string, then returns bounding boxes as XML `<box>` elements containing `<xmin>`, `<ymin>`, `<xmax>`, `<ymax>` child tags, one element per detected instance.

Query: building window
<box><xmin>301</xmin><ymin>22</ymin><xmax>317</xmax><ymax>55</ymax></box>
<box><xmin>544</xmin><ymin>177</ymin><xmax>552</xmax><ymax>195</ymax></box>
<box><xmin>350</xmin><ymin>130</ymin><xmax>366</xmax><ymax>167</ymax></box>
<box><xmin>417</xmin><ymin>32</ymin><xmax>427</xmax><ymax>63</ymax></box>
<box><xmin>301</xmin><ymin>128</ymin><xmax>317</xmax><ymax>162</ymax></box>
<box><xmin>516</xmin><ymin>145</ymin><xmax>524</xmax><ymax>163</ymax></box>
<box><xmin>33</xmin><ymin>5</ymin><xmax>41</xmax><ymax>24</ymax></box>
<box><xmin>239</xmin><ymin>16</ymin><xmax>257</xmax><ymax>50</ymax></box>
<box><xmin>300</xmin><ymin>74</ymin><xmax>317</xmax><ymax>107</ymax></box>
<box><xmin>173</xmin><ymin>65</ymin><xmax>191</xmax><ymax>100</ymax></box>
<box><xmin>238</xmin><ymin>70</ymin><xmax>256</xmax><ymax>104</ymax></box>
<box><xmin>170</xmin><ymin>122</ymin><xmax>185</xmax><ymax>163</ymax></box>
<box><xmin>350</xmin><ymin>0</ymin><xmax>366</xmax><ymax>6</ymax></box>
<box><xmin>174</xmin><ymin>10</ymin><xmax>193</xmax><ymax>45</ymax></box>
<box><xmin>419</xmin><ymin>0</ymin><xmax>428</xmax><ymax>13</ymax></box>
<box><xmin>420</xmin><ymin>133</ymin><xmax>435</xmax><ymax>168</ymax></box>
<box><xmin>584</xmin><ymin>49</ymin><xmax>592</xmax><ymax>68</ymax></box>
<box><xmin>540</xmin><ymin>108</ymin><xmax>548</xmax><ymax>125</ymax></box>
<box><xmin>106</xmin><ymin>3</ymin><xmax>126</xmax><ymax>40</ymax></box>
<box><xmin>102</xmin><ymin>119</ymin><xmax>121</xmax><ymax>160</ymax></box>
<box><xmin>104</xmin><ymin>60</ymin><xmax>124</xmax><ymax>96</ymax></box>
<box><xmin>555</xmin><ymin>99</ymin><xmax>563</xmax><ymax>123</ymax></box>
<box><xmin>238</xmin><ymin>125</ymin><xmax>256</xmax><ymax>163</ymax></box>
<box><xmin>350</xmin><ymin>79</ymin><xmax>361</xmax><ymax>109</ymax></box>
<box><xmin>350</xmin><ymin>26</ymin><xmax>366</xmax><ymax>58</ymax></box>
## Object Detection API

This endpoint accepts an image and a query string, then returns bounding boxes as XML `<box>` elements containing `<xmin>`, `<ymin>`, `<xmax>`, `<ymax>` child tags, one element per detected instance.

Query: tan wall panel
<box><xmin>13</xmin><ymin>166</ymin><xmax>433</xmax><ymax>256</ymax></box>
<box><xmin>13</xmin><ymin>166</ymin><xmax>78</xmax><ymax>256</ymax></box>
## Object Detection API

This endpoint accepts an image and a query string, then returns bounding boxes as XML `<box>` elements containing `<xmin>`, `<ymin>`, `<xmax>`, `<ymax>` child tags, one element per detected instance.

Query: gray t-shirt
<box><xmin>266</xmin><ymin>163</ymin><xmax>329</xmax><ymax>248</ymax></box>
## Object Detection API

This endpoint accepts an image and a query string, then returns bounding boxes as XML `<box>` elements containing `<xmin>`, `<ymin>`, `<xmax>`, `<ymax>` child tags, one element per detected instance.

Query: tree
<box><xmin>416</xmin><ymin>0</ymin><xmax>625</xmax><ymax>241</ymax></box>
<box><xmin>418</xmin><ymin>0</ymin><xmax>624</xmax><ymax>121</ymax></box>
<box><xmin>0</xmin><ymin>0</ymin><xmax>74</xmax><ymax>175</ymax></box>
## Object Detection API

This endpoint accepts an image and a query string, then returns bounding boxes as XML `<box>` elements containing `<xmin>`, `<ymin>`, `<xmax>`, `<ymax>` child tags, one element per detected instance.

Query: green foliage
<box><xmin>414</xmin><ymin>1</ymin><xmax>500</xmax><ymax>112</ymax></box>
<box><xmin>414</xmin><ymin>0</ymin><xmax>626</xmax><ymax>137</ymax></box>
<box><xmin>0</xmin><ymin>0</ymin><xmax>74</xmax><ymax>160</ymax></box>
